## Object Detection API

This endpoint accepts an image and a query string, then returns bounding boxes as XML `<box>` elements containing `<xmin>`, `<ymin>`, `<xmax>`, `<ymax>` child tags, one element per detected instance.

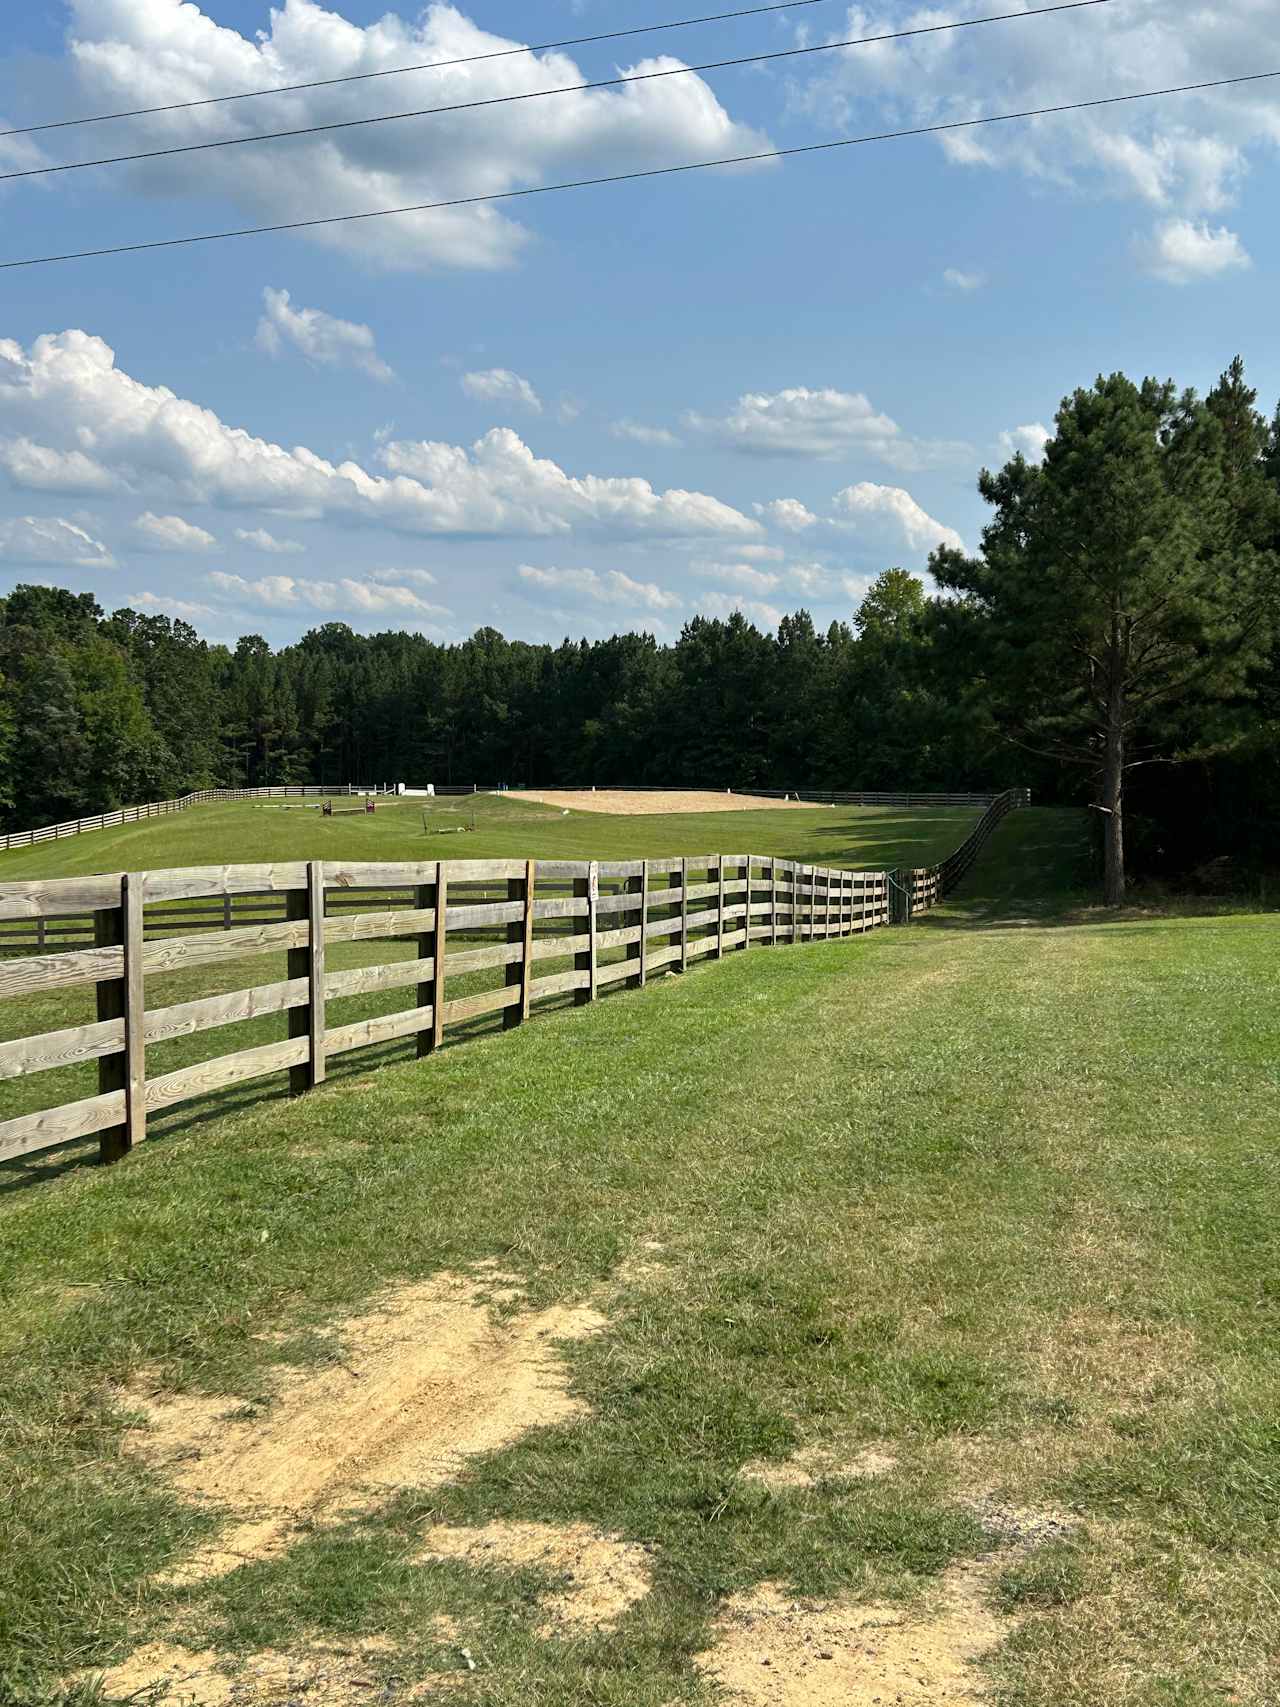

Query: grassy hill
<box><xmin>3</xmin><ymin>805</ymin><xmax>1277</xmax><ymax>1706</ymax></box>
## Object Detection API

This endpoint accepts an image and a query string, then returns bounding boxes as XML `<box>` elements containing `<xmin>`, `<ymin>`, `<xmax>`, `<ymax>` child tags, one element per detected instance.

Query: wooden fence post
<box><xmin>122</xmin><ymin>873</ymin><xmax>147</xmax><ymax>1149</ymax></box>
<box><xmin>679</xmin><ymin>857</ymin><xmax>689</xmax><ymax>973</ymax></box>
<box><xmin>286</xmin><ymin>865</ymin><xmax>324</xmax><ymax>1094</ymax></box>
<box><xmin>415</xmin><ymin>870</ymin><xmax>435</xmax><ymax>1056</ymax></box>
<box><xmin>95</xmin><ymin>886</ymin><xmax>130</xmax><ymax>1165</ymax></box>
<box><xmin>430</xmin><ymin>865</ymin><xmax>448</xmax><ymax>1053</ymax></box>
<box><xmin>574</xmin><ymin>861</ymin><xmax>598</xmax><ymax>1004</ymax></box>
<box><xmin>307</xmin><ymin>862</ymin><xmax>326</xmax><ymax>1085</ymax></box>
<box><xmin>505</xmin><ymin>858</ymin><xmax>535</xmax><ymax>1027</ymax></box>
<box><xmin>771</xmin><ymin>858</ymin><xmax>779</xmax><ymax>947</ymax></box>
<box><xmin>627</xmin><ymin>863</ymin><xmax>647</xmax><ymax>990</ymax></box>
<box><xmin>716</xmin><ymin>856</ymin><xmax>725</xmax><ymax>959</ymax></box>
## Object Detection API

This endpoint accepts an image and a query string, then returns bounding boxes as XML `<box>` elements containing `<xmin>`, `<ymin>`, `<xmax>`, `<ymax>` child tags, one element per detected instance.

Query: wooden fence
<box><xmin>0</xmin><ymin>785</ymin><xmax>390</xmax><ymax>853</ymax></box>
<box><xmin>0</xmin><ymin>856</ymin><xmax>888</xmax><ymax>1169</ymax></box>
<box><xmin>897</xmin><ymin>786</ymin><xmax>1030</xmax><ymax>919</ymax></box>
<box><xmin>0</xmin><ymin>790</ymin><xmax>1027</xmax><ymax>1172</ymax></box>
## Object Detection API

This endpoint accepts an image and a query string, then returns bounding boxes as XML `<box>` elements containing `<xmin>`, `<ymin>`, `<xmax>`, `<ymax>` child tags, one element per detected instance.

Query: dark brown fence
<box><xmin>890</xmin><ymin>787</ymin><xmax>1030</xmax><ymax>921</ymax></box>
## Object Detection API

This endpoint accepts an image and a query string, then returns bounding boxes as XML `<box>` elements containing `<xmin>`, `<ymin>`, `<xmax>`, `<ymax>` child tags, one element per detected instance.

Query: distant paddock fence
<box><xmin>0</xmin><ymin>786</ymin><xmax>394</xmax><ymax>853</ymax></box>
<box><xmin>0</xmin><ymin>791</ymin><xmax>1027</xmax><ymax>1172</ymax></box>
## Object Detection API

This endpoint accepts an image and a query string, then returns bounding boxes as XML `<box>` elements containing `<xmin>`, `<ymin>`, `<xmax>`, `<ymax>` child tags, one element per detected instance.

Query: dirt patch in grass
<box><xmin>417</xmin><ymin>1519</ymin><xmax>653</xmax><ymax>1635</ymax></box>
<box><xmin>90</xmin><ymin>1635</ymin><xmax>455</xmax><ymax>1704</ymax></box>
<box><xmin>124</xmin><ymin>1275</ymin><xmax>605</xmax><ymax>1586</ymax></box>
<box><xmin>695</xmin><ymin>1556</ymin><xmax>1011</xmax><ymax>1706</ymax></box>
<box><xmin>740</xmin><ymin>1446</ymin><xmax>898</xmax><ymax>1492</ymax></box>
<box><xmin>505</xmin><ymin>789</ymin><xmax>822</xmax><ymax>815</ymax></box>
<box><xmin>93</xmin><ymin>1642</ymin><xmax>234</xmax><ymax>1706</ymax></box>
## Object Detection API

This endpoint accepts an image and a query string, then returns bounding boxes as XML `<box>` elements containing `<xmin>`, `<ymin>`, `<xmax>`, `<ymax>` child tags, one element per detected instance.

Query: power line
<box><xmin>3</xmin><ymin>70</ymin><xmax>1275</xmax><ymax>272</ymax></box>
<box><xmin>0</xmin><ymin>0</ymin><xmax>848</xmax><ymax>139</ymax></box>
<box><xmin>0</xmin><ymin>2</ymin><xmax>1108</xmax><ymax>185</ymax></box>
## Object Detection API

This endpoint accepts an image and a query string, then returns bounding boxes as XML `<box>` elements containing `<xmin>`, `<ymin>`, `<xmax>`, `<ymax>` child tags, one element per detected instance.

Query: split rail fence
<box><xmin>0</xmin><ymin>789</ymin><xmax>1027</xmax><ymax>1172</ymax></box>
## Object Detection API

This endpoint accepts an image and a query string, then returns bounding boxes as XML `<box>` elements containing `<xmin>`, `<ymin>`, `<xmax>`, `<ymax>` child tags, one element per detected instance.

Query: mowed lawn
<box><xmin>0</xmin><ymin>793</ymin><xmax>978</xmax><ymax>882</ymax></box>
<box><xmin>2</xmin><ymin>808</ymin><xmax>1278</xmax><ymax>1705</ymax></box>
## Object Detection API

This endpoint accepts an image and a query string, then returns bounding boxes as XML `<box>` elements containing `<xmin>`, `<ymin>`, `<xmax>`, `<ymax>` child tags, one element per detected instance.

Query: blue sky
<box><xmin>1</xmin><ymin>0</ymin><xmax>1277</xmax><ymax>647</ymax></box>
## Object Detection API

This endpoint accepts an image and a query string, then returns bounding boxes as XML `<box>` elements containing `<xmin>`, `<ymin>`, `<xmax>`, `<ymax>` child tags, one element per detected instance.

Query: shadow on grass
<box><xmin>0</xmin><ymin>994</ymin><xmax>584</xmax><ymax>1199</ymax></box>
<box><xmin>919</xmin><ymin>893</ymin><xmax>1278</xmax><ymax>933</ymax></box>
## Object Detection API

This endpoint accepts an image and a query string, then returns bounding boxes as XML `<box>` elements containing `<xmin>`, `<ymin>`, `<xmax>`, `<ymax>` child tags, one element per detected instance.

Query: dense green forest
<box><xmin>2</xmin><ymin>359</ymin><xmax>1277</xmax><ymax>891</ymax></box>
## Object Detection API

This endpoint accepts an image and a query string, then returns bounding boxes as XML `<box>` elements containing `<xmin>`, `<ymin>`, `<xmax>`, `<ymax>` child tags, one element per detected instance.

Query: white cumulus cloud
<box><xmin>996</xmin><ymin>423</ymin><xmax>1051</xmax><ymax>464</ymax></box>
<box><xmin>798</xmin><ymin>1</ymin><xmax>1276</xmax><ymax>268</ymax></box>
<box><xmin>256</xmin><ymin>287</ymin><xmax>394</xmax><ymax>381</ymax></box>
<box><xmin>210</xmin><ymin>570</ymin><xmax>451</xmax><ymax>620</ymax></box>
<box><xmin>461</xmin><ymin>368</ymin><xmax>542</xmax><ymax>414</ymax></box>
<box><xmin>235</xmin><ymin>527</ymin><xmax>305</xmax><ymax>554</ymax></box>
<box><xmin>693</xmin><ymin>559</ymin><xmax>782</xmax><ymax>593</ymax></box>
<box><xmin>130</xmin><ymin>589</ymin><xmax>220</xmax><ymax>621</ymax></box>
<box><xmin>695</xmin><ymin>591</ymin><xmax>784</xmax><ymax>630</ymax></box>
<box><xmin>943</xmin><ymin>267</ymin><xmax>985</xmax><ymax>291</ymax></box>
<box><xmin>756</xmin><ymin>497</ymin><xmax>819</xmax><ymax>532</ymax></box>
<box><xmin>134</xmin><ymin>511</ymin><xmax>217</xmax><ymax>552</ymax></box>
<box><xmin>0</xmin><ymin>436</ymin><xmax>119</xmax><ymax>494</ymax></box>
<box><xmin>517</xmin><ymin>565</ymin><xmax>681</xmax><ymax>610</ymax></box>
<box><xmin>688</xmin><ymin>387</ymin><xmax>904</xmax><ymax>460</ymax></box>
<box><xmin>0</xmin><ymin>330</ymin><xmax>758</xmax><ymax>543</ymax></box>
<box><xmin>0</xmin><ymin>514</ymin><xmax>116</xmax><ymax>568</ymax></box>
<box><xmin>610</xmin><ymin>420</ymin><xmax>682</xmax><ymax>448</ymax></box>
<box><xmin>1141</xmin><ymin>218</ymin><xmax>1252</xmax><ymax>283</ymax></box>
<box><xmin>832</xmin><ymin>482</ymin><xmax>964</xmax><ymax>554</ymax></box>
<box><xmin>64</xmin><ymin>0</ymin><xmax>773</xmax><ymax>273</ymax></box>
<box><xmin>366</xmin><ymin>567</ymin><xmax>438</xmax><ymax>586</ymax></box>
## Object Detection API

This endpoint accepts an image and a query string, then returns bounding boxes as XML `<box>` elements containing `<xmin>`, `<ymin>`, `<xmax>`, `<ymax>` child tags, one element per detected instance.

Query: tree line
<box><xmin>1</xmin><ymin>358</ymin><xmax>1277</xmax><ymax>898</ymax></box>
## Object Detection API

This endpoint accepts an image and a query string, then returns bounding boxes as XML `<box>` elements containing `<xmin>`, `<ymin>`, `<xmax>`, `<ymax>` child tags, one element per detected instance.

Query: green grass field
<box><xmin>3</xmin><ymin>805</ymin><xmax>1278</xmax><ymax>1706</ymax></box>
<box><xmin>0</xmin><ymin>792</ymin><xmax>979</xmax><ymax>882</ymax></box>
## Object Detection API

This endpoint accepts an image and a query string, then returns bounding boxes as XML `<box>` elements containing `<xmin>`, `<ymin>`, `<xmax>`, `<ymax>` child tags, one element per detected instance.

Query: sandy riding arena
<box><xmin>506</xmin><ymin>789</ymin><xmax>823</xmax><ymax>815</ymax></box>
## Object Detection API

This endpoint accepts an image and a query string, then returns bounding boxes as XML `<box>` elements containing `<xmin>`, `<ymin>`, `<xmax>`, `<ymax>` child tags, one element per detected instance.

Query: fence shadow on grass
<box><xmin>0</xmin><ymin>995</ymin><xmax>579</xmax><ymax>1198</ymax></box>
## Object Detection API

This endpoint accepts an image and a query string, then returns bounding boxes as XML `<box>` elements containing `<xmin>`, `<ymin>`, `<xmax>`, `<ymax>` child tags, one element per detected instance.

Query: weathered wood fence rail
<box><xmin>0</xmin><ymin>790</ymin><xmax>1026</xmax><ymax>1171</ymax></box>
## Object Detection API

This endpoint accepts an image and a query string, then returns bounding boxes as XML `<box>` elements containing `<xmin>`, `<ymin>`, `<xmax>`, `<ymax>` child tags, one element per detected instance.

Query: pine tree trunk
<box><xmin>1102</xmin><ymin>670</ymin><xmax>1126</xmax><ymax>906</ymax></box>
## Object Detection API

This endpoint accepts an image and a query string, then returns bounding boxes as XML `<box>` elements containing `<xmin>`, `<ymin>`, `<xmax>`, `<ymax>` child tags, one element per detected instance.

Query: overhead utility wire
<box><xmin>4</xmin><ymin>70</ymin><xmax>1275</xmax><ymax>272</ymax></box>
<box><xmin>0</xmin><ymin>0</ymin><xmax>848</xmax><ymax>138</ymax></box>
<box><xmin>0</xmin><ymin>2</ymin><xmax>1108</xmax><ymax>185</ymax></box>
